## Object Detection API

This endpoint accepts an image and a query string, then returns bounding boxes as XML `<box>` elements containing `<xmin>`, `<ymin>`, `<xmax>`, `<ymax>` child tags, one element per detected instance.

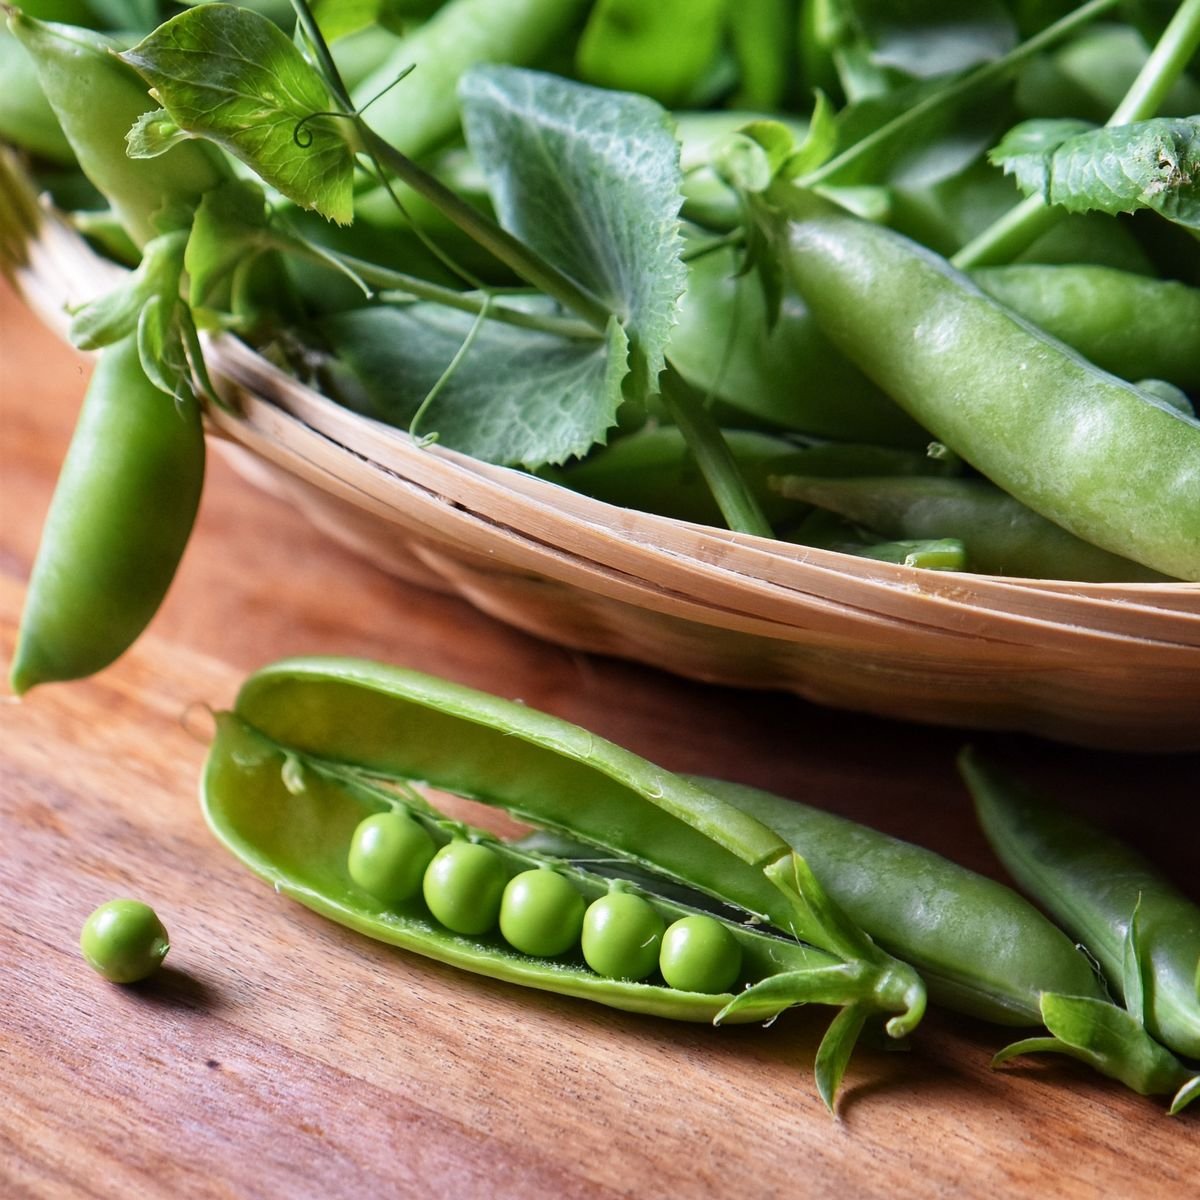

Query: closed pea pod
<box><xmin>969</xmin><ymin>264</ymin><xmax>1200</xmax><ymax>392</ymax></box>
<box><xmin>771</xmin><ymin>474</ymin><xmax>1170</xmax><ymax>581</ymax></box>
<box><xmin>692</xmin><ymin>775</ymin><xmax>1104</xmax><ymax>1026</ymax></box>
<box><xmin>699</xmin><ymin>773</ymin><xmax>1200</xmax><ymax>1110</ymax></box>
<box><xmin>962</xmin><ymin>749</ymin><xmax>1200</xmax><ymax>1062</ymax></box>
<box><xmin>10</xmin><ymin>335</ymin><xmax>205</xmax><ymax>694</ymax></box>
<box><xmin>764</xmin><ymin>187</ymin><xmax>1200</xmax><ymax>581</ymax></box>
<box><xmin>9</xmin><ymin>12</ymin><xmax>228</xmax><ymax>247</ymax></box>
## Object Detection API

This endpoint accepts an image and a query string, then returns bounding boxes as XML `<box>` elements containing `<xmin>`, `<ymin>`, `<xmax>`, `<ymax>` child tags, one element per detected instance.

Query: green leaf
<box><xmin>814</xmin><ymin>1002</ymin><xmax>869</xmax><ymax>1114</ymax></box>
<box><xmin>69</xmin><ymin>229</ymin><xmax>188</xmax><ymax>351</ymax></box>
<box><xmin>989</xmin><ymin>117</ymin><xmax>1097</xmax><ymax>192</ymax></box>
<box><xmin>126</xmin><ymin>109</ymin><xmax>196</xmax><ymax>159</ymax></box>
<box><xmin>136</xmin><ymin>293</ymin><xmax>192</xmax><ymax>402</ymax></box>
<box><xmin>316</xmin><ymin>303</ymin><xmax>629</xmax><ymax>469</ymax></box>
<box><xmin>995</xmin><ymin>992</ymin><xmax>1197</xmax><ymax>1099</ymax></box>
<box><xmin>121</xmin><ymin>5</ymin><xmax>355</xmax><ymax>225</ymax></box>
<box><xmin>785</xmin><ymin>92</ymin><xmax>839</xmax><ymax>177</ymax></box>
<box><xmin>459</xmin><ymin>66</ymin><xmax>688</xmax><ymax>404</ymax></box>
<box><xmin>185</xmin><ymin>179</ymin><xmax>273</xmax><ymax>307</ymax></box>
<box><xmin>713</xmin><ymin>964</ymin><xmax>869</xmax><ymax>1022</ymax></box>
<box><xmin>1171</xmin><ymin>1074</ymin><xmax>1200</xmax><ymax>1115</ymax></box>
<box><xmin>991</xmin><ymin>117</ymin><xmax>1200</xmax><ymax>229</ymax></box>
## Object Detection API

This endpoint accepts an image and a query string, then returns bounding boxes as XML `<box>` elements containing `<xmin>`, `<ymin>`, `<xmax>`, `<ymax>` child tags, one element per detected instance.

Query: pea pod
<box><xmin>687</xmin><ymin>776</ymin><xmax>1105</xmax><ymax>1026</ymax></box>
<box><xmin>971</xmin><ymin>264</ymin><xmax>1200</xmax><ymax>391</ymax></box>
<box><xmin>771</xmin><ymin>474</ymin><xmax>1171</xmax><ymax>581</ymax></box>
<box><xmin>201</xmin><ymin>657</ymin><xmax>928</xmax><ymax>1110</ymax></box>
<box><xmin>765</xmin><ymin>186</ymin><xmax>1200</xmax><ymax>581</ymax></box>
<box><xmin>9</xmin><ymin>12</ymin><xmax>228</xmax><ymax>246</ymax></box>
<box><xmin>962</xmin><ymin>749</ymin><xmax>1200</xmax><ymax>1062</ymax></box>
<box><xmin>693</xmin><ymin>775</ymin><xmax>1200</xmax><ymax>1110</ymax></box>
<box><xmin>668</xmin><ymin>237</ymin><xmax>927</xmax><ymax>446</ymax></box>
<box><xmin>349</xmin><ymin>0</ymin><xmax>591</xmax><ymax>160</ymax></box>
<box><xmin>10</xmin><ymin>335</ymin><xmax>205</xmax><ymax>694</ymax></box>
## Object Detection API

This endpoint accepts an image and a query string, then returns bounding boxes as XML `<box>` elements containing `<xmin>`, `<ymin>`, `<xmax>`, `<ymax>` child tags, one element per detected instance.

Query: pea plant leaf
<box><xmin>120</xmin><ymin>5</ymin><xmax>356</xmax><ymax>225</ymax></box>
<box><xmin>994</xmin><ymin>992</ymin><xmax>1198</xmax><ymax>1103</ymax></box>
<box><xmin>315</xmin><ymin>303</ymin><xmax>628</xmax><ymax>469</ymax></box>
<box><xmin>990</xmin><ymin>116</ymin><xmax>1200</xmax><ymax>229</ymax></box>
<box><xmin>68</xmin><ymin>229</ymin><xmax>188</xmax><ymax>351</ymax></box>
<box><xmin>184</xmin><ymin>179</ymin><xmax>275</xmax><ymax>308</ymax></box>
<box><xmin>459</xmin><ymin>66</ymin><xmax>688</xmax><ymax>406</ymax></box>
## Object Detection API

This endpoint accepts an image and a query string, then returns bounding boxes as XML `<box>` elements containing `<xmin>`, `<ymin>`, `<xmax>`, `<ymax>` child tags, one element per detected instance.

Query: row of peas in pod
<box><xmin>347</xmin><ymin>809</ymin><xmax>743</xmax><ymax>995</ymax></box>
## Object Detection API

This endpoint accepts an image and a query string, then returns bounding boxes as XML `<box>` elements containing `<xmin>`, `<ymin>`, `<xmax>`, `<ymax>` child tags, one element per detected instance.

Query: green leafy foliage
<box><xmin>994</xmin><ymin>992</ymin><xmax>1200</xmax><ymax>1104</ymax></box>
<box><xmin>184</xmin><ymin>179</ymin><xmax>274</xmax><ymax>307</ymax></box>
<box><xmin>991</xmin><ymin>116</ymin><xmax>1200</xmax><ymax>228</ymax></box>
<box><xmin>459</xmin><ymin>65</ymin><xmax>688</xmax><ymax>404</ymax></box>
<box><xmin>69</xmin><ymin>230</ymin><xmax>188</xmax><ymax>350</ymax></box>
<box><xmin>121</xmin><ymin>5</ymin><xmax>356</xmax><ymax>224</ymax></box>
<box><xmin>317</xmin><ymin>303</ymin><xmax>628</xmax><ymax>468</ymax></box>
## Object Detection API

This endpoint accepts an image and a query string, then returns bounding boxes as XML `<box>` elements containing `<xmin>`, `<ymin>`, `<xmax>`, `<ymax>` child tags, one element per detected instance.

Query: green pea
<box><xmin>659</xmin><ymin>915</ymin><xmax>743</xmax><ymax>994</ymax></box>
<box><xmin>499</xmin><ymin>868</ymin><xmax>585</xmax><ymax>958</ymax></box>
<box><xmin>581</xmin><ymin>890</ymin><xmax>665</xmax><ymax>981</ymax></box>
<box><xmin>422</xmin><ymin>840</ymin><xmax>508</xmax><ymax>935</ymax></box>
<box><xmin>79</xmin><ymin>899</ymin><xmax>170</xmax><ymax>984</ymax></box>
<box><xmin>347</xmin><ymin>810</ymin><xmax>436</xmax><ymax>905</ymax></box>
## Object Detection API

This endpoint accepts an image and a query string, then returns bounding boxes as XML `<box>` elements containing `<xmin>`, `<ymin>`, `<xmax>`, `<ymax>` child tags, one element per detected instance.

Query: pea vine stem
<box><xmin>288</xmin><ymin>0</ymin><xmax>766</xmax><ymax>534</ymax></box>
<box><xmin>796</xmin><ymin>0</ymin><xmax>1119</xmax><ymax>191</ymax></box>
<box><xmin>290</xmin><ymin>0</ymin><xmax>611</xmax><ymax>331</ymax></box>
<box><xmin>659</xmin><ymin>370</ymin><xmax>774</xmax><ymax>539</ymax></box>
<box><xmin>952</xmin><ymin>0</ymin><xmax>1200</xmax><ymax>269</ymax></box>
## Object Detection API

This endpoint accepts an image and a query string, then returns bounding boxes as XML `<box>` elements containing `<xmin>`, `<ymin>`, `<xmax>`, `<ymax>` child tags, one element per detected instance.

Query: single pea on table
<box><xmin>79</xmin><ymin>898</ymin><xmax>170</xmax><ymax>984</ymax></box>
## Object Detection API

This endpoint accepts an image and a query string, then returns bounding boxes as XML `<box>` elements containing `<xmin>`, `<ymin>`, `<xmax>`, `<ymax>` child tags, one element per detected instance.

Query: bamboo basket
<box><xmin>4</xmin><ymin>148</ymin><xmax>1199</xmax><ymax>751</ymax></box>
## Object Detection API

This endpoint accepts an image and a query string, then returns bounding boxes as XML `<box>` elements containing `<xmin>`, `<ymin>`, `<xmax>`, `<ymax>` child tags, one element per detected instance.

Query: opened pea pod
<box><xmin>202</xmin><ymin>657</ymin><xmax>926</xmax><ymax>1112</ymax></box>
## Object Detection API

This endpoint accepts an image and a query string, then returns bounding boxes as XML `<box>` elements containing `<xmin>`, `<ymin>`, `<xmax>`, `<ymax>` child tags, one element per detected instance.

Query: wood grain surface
<box><xmin>2</xmin><ymin>278</ymin><xmax>1198</xmax><ymax>1199</ymax></box>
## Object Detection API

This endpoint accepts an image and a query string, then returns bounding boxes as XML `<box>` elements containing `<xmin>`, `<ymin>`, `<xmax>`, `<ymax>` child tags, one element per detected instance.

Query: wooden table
<box><xmin>2</xmin><ymin>278</ymin><xmax>1197</xmax><ymax>1198</ymax></box>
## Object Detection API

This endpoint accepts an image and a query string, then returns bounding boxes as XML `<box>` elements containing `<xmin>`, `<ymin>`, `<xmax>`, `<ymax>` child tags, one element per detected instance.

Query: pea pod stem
<box><xmin>952</xmin><ymin>0</ymin><xmax>1200</xmax><ymax>269</ymax></box>
<box><xmin>658</xmin><ymin>369</ymin><xmax>775</xmax><ymax>538</ymax></box>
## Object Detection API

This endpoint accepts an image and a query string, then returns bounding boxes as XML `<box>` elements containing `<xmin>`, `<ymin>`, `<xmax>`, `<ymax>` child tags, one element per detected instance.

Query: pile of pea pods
<box><xmin>200</xmin><ymin>658</ymin><xmax>1200</xmax><ymax>1113</ymax></box>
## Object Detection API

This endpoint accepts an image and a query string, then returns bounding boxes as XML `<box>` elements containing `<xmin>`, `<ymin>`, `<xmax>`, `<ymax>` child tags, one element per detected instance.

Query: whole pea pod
<box><xmin>201</xmin><ymin>657</ymin><xmax>928</xmax><ymax>1111</ymax></box>
<box><xmin>771</xmin><ymin>474</ymin><xmax>1171</xmax><ymax>581</ymax></box>
<box><xmin>764</xmin><ymin>186</ymin><xmax>1200</xmax><ymax>582</ymax></box>
<box><xmin>971</xmin><ymin>264</ymin><xmax>1200</xmax><ymax>393</ymax></box>
<box><xmin>9</xmin><ymin>12</ymin><xmax>228</xmax><ymax>246</ymax></box>
<box><xmin>695</xmin><ymin>774</ymin><xmax>1200</xmax><ymax>1111</ymax></box>
<box><xmin>10</xmin><ymin>335</ymin><xmax>204</xmax><ymax>694</ymax></box>
<box><xmin>963</xmin><ymin>749</ymin><xmax>1200</xmax><ymax>1063</ymax></box>
<box><xmin>350</xmin><ymin>0</ymin><xmax>592</xmax><ymax>160</ymax></box>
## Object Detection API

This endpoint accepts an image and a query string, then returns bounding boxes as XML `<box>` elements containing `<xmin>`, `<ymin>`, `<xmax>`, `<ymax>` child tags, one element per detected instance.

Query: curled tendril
<box><xmin>291</xmin><ymin>65</ymin><xmax>418</xmax><ymax>148</ymax></box>
<box><xmin>292</xmin><ymin>109</ymin><xmax>352</xmax><ymax>149</ymax></box>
